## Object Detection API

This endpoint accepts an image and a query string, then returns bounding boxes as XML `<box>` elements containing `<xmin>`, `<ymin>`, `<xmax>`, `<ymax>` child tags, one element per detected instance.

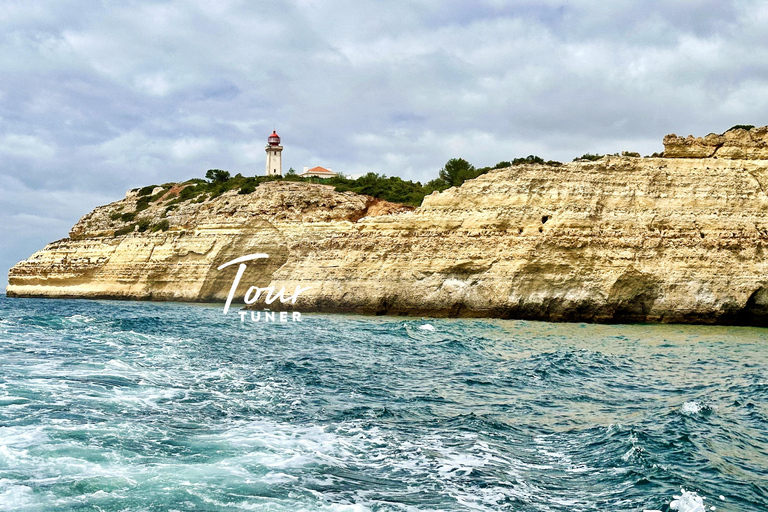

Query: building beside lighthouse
<box><xmin>265</xmin><ymin>130</ymin><xmax>282</xmax><ymax>176</ymax></box>
<box><xmin>299</xmin><ymin>166</ymin><xmax>336</xmax><ymax>178</ymax></box>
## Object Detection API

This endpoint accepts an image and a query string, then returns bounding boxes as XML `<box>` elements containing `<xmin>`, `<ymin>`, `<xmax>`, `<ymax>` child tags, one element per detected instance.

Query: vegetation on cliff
<box><xmin>130</xmin><ymin>155</ymin><xmax>561</xmax><ymax>211</ymax></box>
<box><xmin>105</xmin><ymin>123</ymin><xmax>761</xmax><ymax>238</ymax></box>
<box><xmin>725</xmin><ymin>124</ymin><xmax>755</xmax><ymax>133</ymax></box>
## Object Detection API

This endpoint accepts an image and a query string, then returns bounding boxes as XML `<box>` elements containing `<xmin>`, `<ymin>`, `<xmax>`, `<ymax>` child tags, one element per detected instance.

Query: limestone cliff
<box><xmin>9</xmin><ymin>131</ymin><xmax>768</xmax><ymax>325</ymax></box>
<box><xmin>663</xmin><ymin>125</ymin><xmax>768</xmax><ymax>159</ymax></box>
<box><xmin>6</xmin><ymin>181</ymin><xmax>409</xmax><ymax>302</ymax></box>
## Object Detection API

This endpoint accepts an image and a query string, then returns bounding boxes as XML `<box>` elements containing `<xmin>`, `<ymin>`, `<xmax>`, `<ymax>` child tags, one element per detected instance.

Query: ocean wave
<box><xmin>1</xmin><ymin>297</ymin><xmax>767</xmax><ymax>510</ymax></box>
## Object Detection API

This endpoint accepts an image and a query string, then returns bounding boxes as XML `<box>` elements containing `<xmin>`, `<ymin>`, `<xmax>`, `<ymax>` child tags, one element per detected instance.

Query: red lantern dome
<box><xmin>267</xmin><ymin>130</ymin><xmax>281</xmax><ymax>146</ymax></box>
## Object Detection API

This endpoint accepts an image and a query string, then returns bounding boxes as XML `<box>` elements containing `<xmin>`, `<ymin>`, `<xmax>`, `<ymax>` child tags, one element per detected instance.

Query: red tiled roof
<box><xmin>305</xmin><ymin>166</ymin><xmax>334</xmax><ymax>175</ymax></box>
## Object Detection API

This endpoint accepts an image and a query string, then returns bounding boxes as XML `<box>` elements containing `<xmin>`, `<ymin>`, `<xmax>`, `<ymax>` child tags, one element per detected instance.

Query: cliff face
<box><xmin>663</xmin><ymin>125</ymin><xmax>768</xmax><ymax>159</ymax></box>
<box><xmin>9</xmin><ymin>138</ymin><xmax>768</xmax><ymax>325</ymax></box>
<box><xmin>6</xmin><ymin>181</ymin><xmax>409</xmax><ymax>303</ymax></box>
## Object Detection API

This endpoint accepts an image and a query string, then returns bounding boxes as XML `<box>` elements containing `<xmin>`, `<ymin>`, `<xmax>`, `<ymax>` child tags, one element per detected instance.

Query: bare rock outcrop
<box><xmin>663</xmin><ymin>125</ymin><xmax>768</xmax><ymax>159</ymax></box>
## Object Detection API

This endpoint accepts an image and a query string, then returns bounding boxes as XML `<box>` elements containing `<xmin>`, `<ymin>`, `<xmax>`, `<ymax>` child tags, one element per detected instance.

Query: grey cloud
<box><xmin>3</xmin><ymin>0</ymin><xmax>768</xmax><ymax>287</ymax></box>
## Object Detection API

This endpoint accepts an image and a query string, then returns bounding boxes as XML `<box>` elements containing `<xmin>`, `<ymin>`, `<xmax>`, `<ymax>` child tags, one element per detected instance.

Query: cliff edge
<box><xmin>9</xmin><ymin>129</ymin><xmax>768</xmax><ymax>325</ymax></box>
<box><xmin>663</xmin><ymin>125</ymin><xmax>768</xmax><ymax>159</ymax></box>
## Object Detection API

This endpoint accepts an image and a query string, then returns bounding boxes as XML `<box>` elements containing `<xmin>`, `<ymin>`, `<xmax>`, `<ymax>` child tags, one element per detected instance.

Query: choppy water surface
<box><xmin>0</xmin><ymin>296</ymin><xmax>766</xmax><ymax>511</ymax></box>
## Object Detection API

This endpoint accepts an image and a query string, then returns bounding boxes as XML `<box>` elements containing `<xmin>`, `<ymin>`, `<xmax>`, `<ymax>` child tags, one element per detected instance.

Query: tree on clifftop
<box><xmin>205</xmin><ymin>169</ymin><xmax>230</xmax><ymax>183</ymax></box>
<box><xmin>439</xmin><ymin>158</ymin><xmax>476</xmax><ymax>188</ymax></box>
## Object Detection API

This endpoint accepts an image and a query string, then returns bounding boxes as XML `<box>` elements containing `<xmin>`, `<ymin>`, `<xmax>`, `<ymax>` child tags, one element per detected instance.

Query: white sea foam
<box><xmin>669</xmin><ymin>488</ymin><xmax>707</xmax><ymax>512</ymax></box>
<box><xmin>419</xmin><ymin>323</ymin><xmax>436</xmax><ymax>331</ymax></box>
<box><xmin>0</xmin><ymin>319</ymin><xmax>13</xmax><ymax>335</ymax></box>
<box><xmin>0</xmin><ymin>425</ymin><xmax>48</xmax><ymax>450</ymax></box>
<box><xmin>198</xmin><ymin>420</ymin><xmax>345</xmax><ymax>469</ymax></box>
<box><xmin>682</xmin><ymin>401</ymin><xmax>702</xmax><ymax>414</ymax></box>
<box><xmin>190</xmin><ymin>418</ymin><xmax>558</xmax><ymax>510</ymax></box>
<box><xmin>66</xmin><ymin>314</ymin><xmax>95</xmax><ymax>323</ymax></box>
<box><xmin>0</xmin><ymin>482</ymin><xmax>35</xmax><ymax>511</ymax></box>
<box><xmin>0</xmin><ymin>445</ymin><xmax>31</xmax><ymax>464</ymax></box>
<box><xmin>681</xmin><ymin>400</ymin><xmax>718</xmax><ymax>416</ymax></box>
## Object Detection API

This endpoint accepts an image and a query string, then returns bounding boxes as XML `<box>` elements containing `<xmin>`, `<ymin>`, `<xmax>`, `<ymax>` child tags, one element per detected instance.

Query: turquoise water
<box><xmin>0</xmin><ymin>296</ymin><xmax>767</xmax><ymax>511</ymax></box>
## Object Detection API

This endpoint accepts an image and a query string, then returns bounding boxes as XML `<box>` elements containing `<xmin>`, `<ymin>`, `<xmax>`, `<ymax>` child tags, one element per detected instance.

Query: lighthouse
<box><xmin>265</xmin><ymin>130</ymin><xmax>283</xmax><ymax>176</ymax></box>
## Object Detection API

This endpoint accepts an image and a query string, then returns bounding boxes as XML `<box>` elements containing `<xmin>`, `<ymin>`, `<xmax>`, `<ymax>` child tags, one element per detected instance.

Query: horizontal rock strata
<box><xmin>664</xmin><ymin>125</ymin><xmax>768</xmax><ymax>159</ymax></box>
<box><xmin>9</xmin><ymin>154</ymin><xmax>768</xmax><ymax>325</ymax></box>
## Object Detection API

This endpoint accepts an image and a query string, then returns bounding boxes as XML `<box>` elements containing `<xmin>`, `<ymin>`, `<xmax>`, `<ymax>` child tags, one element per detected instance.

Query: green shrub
<box><xmin>137</xmin><ymin>185</ymin><xmax>156</xmax><ymax>196</ymax></box>
<box><xmin>205</xmin><ymin>169</ymin><xmax>230</xmax><ymax>183</ymax></box>
<box><xmin>574</xmin><ymin>153</ymin><xmax>603</xmax><ymax>161</ymax></box>
<box><xmin>135</xmin><ymin>197</ymin><xmax>150</xmax><ymax>212</ymax></box>
<box><xmin>179</xmin><ymin>185</ymin><xmax>202</xmax><ymax>201</ymax></box>
<box><xmin>120</xmin><ymin>212</ymin><xmax>136</xmax><ymax>222</ymax></box>
<box><xmin>109</xmin><ymin>212</ymin><xmax>122</xmax><ymax>221</ymax></box>
<box><xmin>148</xmin><ymin>189</ymin><xmax>167</xmax><ymax>202</ymax></box>
<box><xmin>324</xmin><ymin>172</ymin><xmax>431</xmax><ymax>205</ymax></box>
<box><xmin>151</xmin><ymin>219</ymin><xmax>170</xmax><ymax>232</ymax></box>
<box><xmin>512</xmin><ymin>155</ymin><xmax>546</xmax><ymax>165</ymax></box>
<box><xmin>115</xmin><ymin>224</ymin><xmax>135</xmax><ymax>236</ymax></box>
<box><xmin>424</xmin><ymin>178</ymin><xmax>448</xmax><ymax>194</ymax></box>
<box><xmin>238</xmin><ymin>183</ymin><xmax>257</xmax><ymax>194</ymax></box>
<box><xmin>726</xmin><ymin>124</ymin><xmax>755</xmax><ymax>133</ymax></box>
<box><xmin>621</xmin><ymin>151</ymin><xmax>641</xmax><ymax>157</ymax></box>
<box><xmin>136</xmin><ymin>218</ymin><xmax>151</xmax><ymax>232</ymax></box>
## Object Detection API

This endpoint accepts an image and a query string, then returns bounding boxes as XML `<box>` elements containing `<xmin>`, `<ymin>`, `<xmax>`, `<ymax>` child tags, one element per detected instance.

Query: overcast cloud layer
<box><xmin>3</xmin><ymin>0</ymin><xmax>768</xmax><ymax>287</ymax></box>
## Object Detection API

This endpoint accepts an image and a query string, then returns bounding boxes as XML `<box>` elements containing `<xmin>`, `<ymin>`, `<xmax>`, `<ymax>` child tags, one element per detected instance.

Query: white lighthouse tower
<box><xmin>265</xmin><ymin>130</ymin><xmax>283</xmax><ymax>176</ymax></box>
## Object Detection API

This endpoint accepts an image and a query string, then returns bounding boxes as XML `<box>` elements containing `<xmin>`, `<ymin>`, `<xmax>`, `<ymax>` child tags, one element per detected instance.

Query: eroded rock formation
<box><xmin>663</xmin><ymin>125</ymin><xmax>768</xmax><ymax>159</ymax></box>
<box><xmin>9</xmin><ymin>134</ymin><xmax>768</xmax><ymax>325</ymax></box>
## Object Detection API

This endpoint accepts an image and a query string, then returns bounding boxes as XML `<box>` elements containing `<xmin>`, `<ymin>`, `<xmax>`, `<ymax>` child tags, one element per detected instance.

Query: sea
<box><xmin>0</xmin><ymin>295</ymin><xmax>766</xmax><ymax>511</ymax></box>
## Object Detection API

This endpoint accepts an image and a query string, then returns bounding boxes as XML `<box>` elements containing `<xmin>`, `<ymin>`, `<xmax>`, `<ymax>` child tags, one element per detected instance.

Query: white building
<box><xmin>300</xmin><ymin>166</ymin><xmax>336</xmax><ymax>178</ymax></box>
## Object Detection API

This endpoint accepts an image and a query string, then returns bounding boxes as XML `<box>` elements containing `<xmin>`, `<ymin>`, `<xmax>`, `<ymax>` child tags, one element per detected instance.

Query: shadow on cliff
<box><xmin>725</xmin><ymin>284</ymin><xmax>768</xmax><ymax>327</ymax></box>
<box><xmin>605</xmin><ymin>269</ymin><xmax>660</xmax><ymax>323</ymax></box>
<box><xmin>197</xmin><ymin>219</ymin><xmax>289</xmax><ymax>302</ymax></box>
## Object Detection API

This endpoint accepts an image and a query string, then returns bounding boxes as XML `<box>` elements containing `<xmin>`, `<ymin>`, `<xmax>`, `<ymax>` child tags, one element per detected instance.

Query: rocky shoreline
<box><xmin>9</xmin><ymin>128</ymin><xmax>768</xmax><ymax>325</ymax></box>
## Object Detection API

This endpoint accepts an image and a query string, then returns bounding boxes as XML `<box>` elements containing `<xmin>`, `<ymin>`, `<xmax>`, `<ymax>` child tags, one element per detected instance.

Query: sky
<box><xmin>3</xmin><ymin>0</ymin><xmax>768</xmax><ymax>288</ymax></box>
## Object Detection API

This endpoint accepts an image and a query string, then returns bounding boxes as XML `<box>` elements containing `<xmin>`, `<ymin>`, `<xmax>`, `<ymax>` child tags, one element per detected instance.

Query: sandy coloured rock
<box><xmin>663</xmin><ymin>125</ymin><xmax>768</xmax><ymax>159</ymax></box>
<box><xmin>9</xmin><ymin>135</ymin><xmax>768</xmax><ymax>325</ymax></box>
